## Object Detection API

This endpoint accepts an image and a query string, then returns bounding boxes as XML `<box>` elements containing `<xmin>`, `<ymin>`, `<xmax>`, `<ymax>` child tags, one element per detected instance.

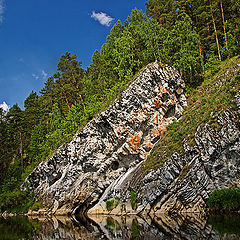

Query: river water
<box><xmin>0</xmin><ymin>213</ymin><xmax>240</xmax><ymax>240</ymax></box>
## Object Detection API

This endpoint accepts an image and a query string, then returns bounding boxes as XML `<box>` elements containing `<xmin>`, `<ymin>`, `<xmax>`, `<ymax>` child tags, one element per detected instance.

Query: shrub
<box><xmin>105</xmin><ymin>198</ymin><xmax>119</xmax><ymax>211</ymax></box>
<box><xmin>0</xmin><ymin>189</ymin><xmax>34</xmax><ymax>213</ymax></box>
<box><xmin>130</xmin><ymin>191</ymin><xmax>138</xmax><ymax>210</ymax></box>
<box><xmin>207</xmin><ymin>187</ymin><xmax>240</xmax><ymax>212</ymax></box>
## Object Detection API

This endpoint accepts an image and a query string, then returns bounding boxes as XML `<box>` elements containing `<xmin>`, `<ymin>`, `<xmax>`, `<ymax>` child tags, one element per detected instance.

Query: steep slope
<box><xmin>88</xmin><ymin>58</ymin><xmax>240</xmax><ymax>217</ymax></box>
<box><xmin>23</xmin><ymin>62</ymin><xmax>187</xmax><ymax>215</ymax></box>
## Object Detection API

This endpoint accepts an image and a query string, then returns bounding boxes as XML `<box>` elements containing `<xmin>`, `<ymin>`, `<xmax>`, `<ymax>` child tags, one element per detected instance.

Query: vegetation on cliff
<box><xmin>144</xmin><ymin>56</ymin><xmax>240</xmax><ymax>171</ymax></box>
<box><xmin>0</xmin><ymin>0</ymin><xmax>239</xmax><ymax>213</ymax></box>
<box><xmin>207</xmin><ymin>187</ymin><xmax>240</xmax><ymax>212</ymax></box>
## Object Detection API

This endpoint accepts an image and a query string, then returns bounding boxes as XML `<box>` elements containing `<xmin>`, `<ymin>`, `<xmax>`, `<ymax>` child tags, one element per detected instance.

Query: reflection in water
<box><xmin>0</xmin><ymin>213</ymin><xmax>240</xmax><ymax>240</ymax></box>
<box><xmin>208</xmin><ymin>214</ymin><xmax>240</xmax><ymax>236</ymax></box>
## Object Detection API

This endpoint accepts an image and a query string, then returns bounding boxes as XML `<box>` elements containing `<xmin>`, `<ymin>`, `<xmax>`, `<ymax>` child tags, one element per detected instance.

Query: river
<box><xmin>0</xmin><ymin>213</ymin><xmax>240</xmax><ymax>239</ymax></box>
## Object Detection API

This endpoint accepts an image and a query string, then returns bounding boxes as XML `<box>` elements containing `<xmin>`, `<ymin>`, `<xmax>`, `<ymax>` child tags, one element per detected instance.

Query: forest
<box><xmin>0</xmin><ymin>0</ymin><xmax>239</xmax><ymax>212</ymax></box>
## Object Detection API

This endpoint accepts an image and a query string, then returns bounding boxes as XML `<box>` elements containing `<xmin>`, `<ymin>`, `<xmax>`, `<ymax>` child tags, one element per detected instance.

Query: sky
<box><xmin>0</xmin><ymin>0</ymin><xmax>146</xmax><ymax>110</ymax></box>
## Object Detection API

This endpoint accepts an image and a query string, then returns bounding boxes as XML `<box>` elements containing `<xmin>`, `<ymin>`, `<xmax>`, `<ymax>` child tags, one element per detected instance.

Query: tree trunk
<box><xmin>63</xmin><ymin>89</ymin><xmax>71</xmax><ymax>112</ymax></box>
<box><xmin>199</xmin><ymin>40</ymin><xmax>204</xmax><ymax>56</ymax></box>
<box><xmin>71</xmin><ymin>73</ymin><xmax>86</xmax><ymax>111</ymax></box>
<box><xmin>220</xmin><ymin>0</ymin><xmax>229</xmax><ymax>51</ymax></box>
<box><xmin>209</xmin><ymin>0</ymin><xmax>222</xmax><ymax>61</ymax></box>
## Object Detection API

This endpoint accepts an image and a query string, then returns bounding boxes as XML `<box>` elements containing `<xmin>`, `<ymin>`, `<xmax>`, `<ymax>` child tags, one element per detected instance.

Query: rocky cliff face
<box><xmin>23</xmin><ymin>62</ymin><xmax>187</xmax><ymax>215</ymax></box>
<box><xmin>88</xmin><ymin>67</ymin><xmax>240</xmax><ymax>217</ymax></box>
<box><xmin>88</xmin><ymin>110</ymin><xmax>240</xmax><ymax>216</ymax></box>
<box><xmin>24</xmin><ymin>61</ymin><xmax>240</xmax><ymax>217</ymax></box>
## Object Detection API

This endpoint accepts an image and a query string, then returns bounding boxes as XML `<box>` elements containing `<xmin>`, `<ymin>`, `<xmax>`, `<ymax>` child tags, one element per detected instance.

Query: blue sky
<box><xmin>0</xmin><ymin>0</ymin><xmax>146</xmax><ymax>110</ymax></box>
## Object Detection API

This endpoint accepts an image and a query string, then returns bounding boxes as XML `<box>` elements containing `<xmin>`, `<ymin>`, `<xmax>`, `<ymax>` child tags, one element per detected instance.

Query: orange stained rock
<box><xmin>128</xmin><ymin>115</ymin><xmax>138</xmax><ymax>124</ymax></box>
<box><xmin>128</xmin><ymin>133</ymin><xmax>141</xmax><ymax>151</ymax></box>
<box><xmin>162</xmin><ymin>87</ymin><xmax>167</xmax><ymax>93</ymax></box>
<box><xmin>128</xmin><ymin>118</ymin><xmax>134</xmax><ymax>124</ymax></box>
<box><xmin>144</xmin><ymin>109</ymin><xmax>150</xmax><ymax>119</ymax></box>
<box><xmin>120</xmin><ymin>123</ymin><xmax>129</xmax><ymax>133</ymax></box>
<box><xmin>152</xmin><ymin>98</ymin><xmax>162</xmax><ymax>108</ymax></box>
<box><xmin>158</xmin><ymin>125</ymin><xmax>167</xmax><ymax>134</ymax></box>
<box><xmin>152</xmin><ymin>129</ymin><xmax>160</xmax><ymax>137</ymax></box>
<box><xmin>155</xmin><ymin>113</ymin><xmax>163</xmax><ymax>125</ymax></box>
<box><xmin>161</xmin><ymin>87</ymin><xmax>170</xmax><ymax>96</ymax></box>
<box><xmin>173</xmin><ymin>93</ymin><xmax>178</xmax><ymax>102</ymax></box>
<box><xmin>116</xmin><ymin>127</ymin><xmax>122</xmax><ymax>134</ymax></box>
<box><xmin>171</xmin><ymin>98</ymin><xmax>175</xmax><ymax>104</ymax></box>
<box><xmin>146</xmin><ymin>142</ymin><xmax>153</xmax><ymax>149</ymax></box>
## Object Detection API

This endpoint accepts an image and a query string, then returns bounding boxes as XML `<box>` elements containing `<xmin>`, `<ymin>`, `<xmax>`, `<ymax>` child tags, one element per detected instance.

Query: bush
<box><xmin>105</xmin><ymin>198</ymin><xmax>119</xmax><ymax>211</ymax></box>
<box><xmin>0</xmin><ymin>189</ymin><xmax>34</xmax><ymax>213</ymax></box>
<box><xmin>207</xmin><ymin>187</ymin><xmax>240</xmax><ymax>212</ymax></box>
<box><xmin>30</xmin><ymin>201</ymin><xmax>42</xmax><ymax>211</ymax></box>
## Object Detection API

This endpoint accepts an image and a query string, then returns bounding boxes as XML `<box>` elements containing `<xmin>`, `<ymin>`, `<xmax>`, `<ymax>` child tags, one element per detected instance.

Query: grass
<box><xmin>177</xmin><ymin>163</ymin><xmax>190</xmax><ymax>183</ymax></box>
<box><xmin>143</xmin><ymin>56</ymin><xmax>240</xmax><ymax>173</ymax></box>
<box><xmin>105</xmin><ymin>198</ymin><xmax>119</xmax><ymax>211</ymax></box>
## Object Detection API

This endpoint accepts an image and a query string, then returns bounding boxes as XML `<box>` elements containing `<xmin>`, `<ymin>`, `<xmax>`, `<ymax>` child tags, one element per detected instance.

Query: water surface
<box><xmin>0</xmin><ymin>213</ymin><xmax>240</xmax><ymax>239</ymax></box>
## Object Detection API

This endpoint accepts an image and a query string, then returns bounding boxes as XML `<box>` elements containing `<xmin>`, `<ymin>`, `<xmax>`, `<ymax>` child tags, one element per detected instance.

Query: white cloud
<box><xmin>0</xmin><ymin>101</ymin><xmax>9</xmax><ymax>112</ymax></box>
<box><xmin>32</xmin><ymin>73</ymin><xmax>39</xmax><ymax>80</ymax></box>
<box><xmin>41</xmin><ymin>70</ymin><xmax>47</xmax><ymax>79</ymax></box>
<box><xmin>32</xmin><ymin>70</ymin><xmax>47</xmax><ymax>81</ymax></box>
<box><xmin>0</xmin><ymin>0</ymin><xmax>4</xmax><ymax>24</ymax></box>
<box><xmin>91</xmin><ymin>11</ymin><xmax>114</xmax><ymax>27</ymax></box>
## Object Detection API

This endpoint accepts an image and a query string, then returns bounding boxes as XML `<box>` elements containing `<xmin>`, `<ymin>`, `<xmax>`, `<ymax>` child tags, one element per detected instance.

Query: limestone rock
<box><xmin>99</xmin><ymin>108</ymin><xmax>240</xmax><ymax>217</ymax></box>
<box><xmin>23</xmin><ymin>62</ymin><xmax>186</xmax><ymax>215</ymax></box>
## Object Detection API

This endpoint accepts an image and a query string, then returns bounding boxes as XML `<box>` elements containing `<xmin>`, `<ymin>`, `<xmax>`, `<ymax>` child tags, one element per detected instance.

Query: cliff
<box><xmin>23</xmin><ymin>61</ymin><xmax>187</xmax><ymax>215</ymax></box>
<box><xmin>23</xmin><ymin>59</ymin><xmax>240</xmax><ymax>217</ymax></box>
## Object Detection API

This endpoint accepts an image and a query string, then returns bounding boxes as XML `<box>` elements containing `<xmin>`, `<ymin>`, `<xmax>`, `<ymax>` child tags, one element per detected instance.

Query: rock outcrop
<box><xmin>23</xmin><ymin>62</ymin><xmax>187</xmax><ymax>215</ymax></box>
<box><xmin>87</xmin><ymin>65</ymin><xmax>240</xmax><ymax>217</ymax></box>
<box><xmin>88</xmin><ymin>109</ymin><xmax>240</xmax><ymax>216</ymax></box>
<box><xmin>23</xmin><ymin>61</ymin><xmax>240</xmax><ymax>217</ymax></box>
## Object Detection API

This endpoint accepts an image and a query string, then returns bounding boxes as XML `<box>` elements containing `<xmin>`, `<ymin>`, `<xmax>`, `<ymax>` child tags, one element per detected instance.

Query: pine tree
<box><xmin>56</xmin><ymin>52</ymin><xmax>86</xmax><ymax>112</ymax></box>
<box><xmin>146</xmin><ymin>0</ymin><xmax>177</xmax><ymax>29</ymax></box>
<box><xmin>40</xmin><ymin>77</ymin><xmax>55</xmax><ymax>113</ymax></box>
<box><xmin>6</xmin><ymin>104</ymin><xmax>24</xmax><ymax>169</ymax></box>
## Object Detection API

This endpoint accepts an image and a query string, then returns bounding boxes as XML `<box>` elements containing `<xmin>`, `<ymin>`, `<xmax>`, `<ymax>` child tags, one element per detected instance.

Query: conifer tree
<box><xmin>7</xmin><ymin>104</ymin><xmax>24</xmax><ymax>169</ymax></box>
<box><xmin>40</xmin><ymin>77</ymin><xmax>55</xmax><ymax>113</ymax></box>
<box><xmin>146</xmin><ymin>0</ymin><xmax>177</xmax><ymax>28</ymax></box>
